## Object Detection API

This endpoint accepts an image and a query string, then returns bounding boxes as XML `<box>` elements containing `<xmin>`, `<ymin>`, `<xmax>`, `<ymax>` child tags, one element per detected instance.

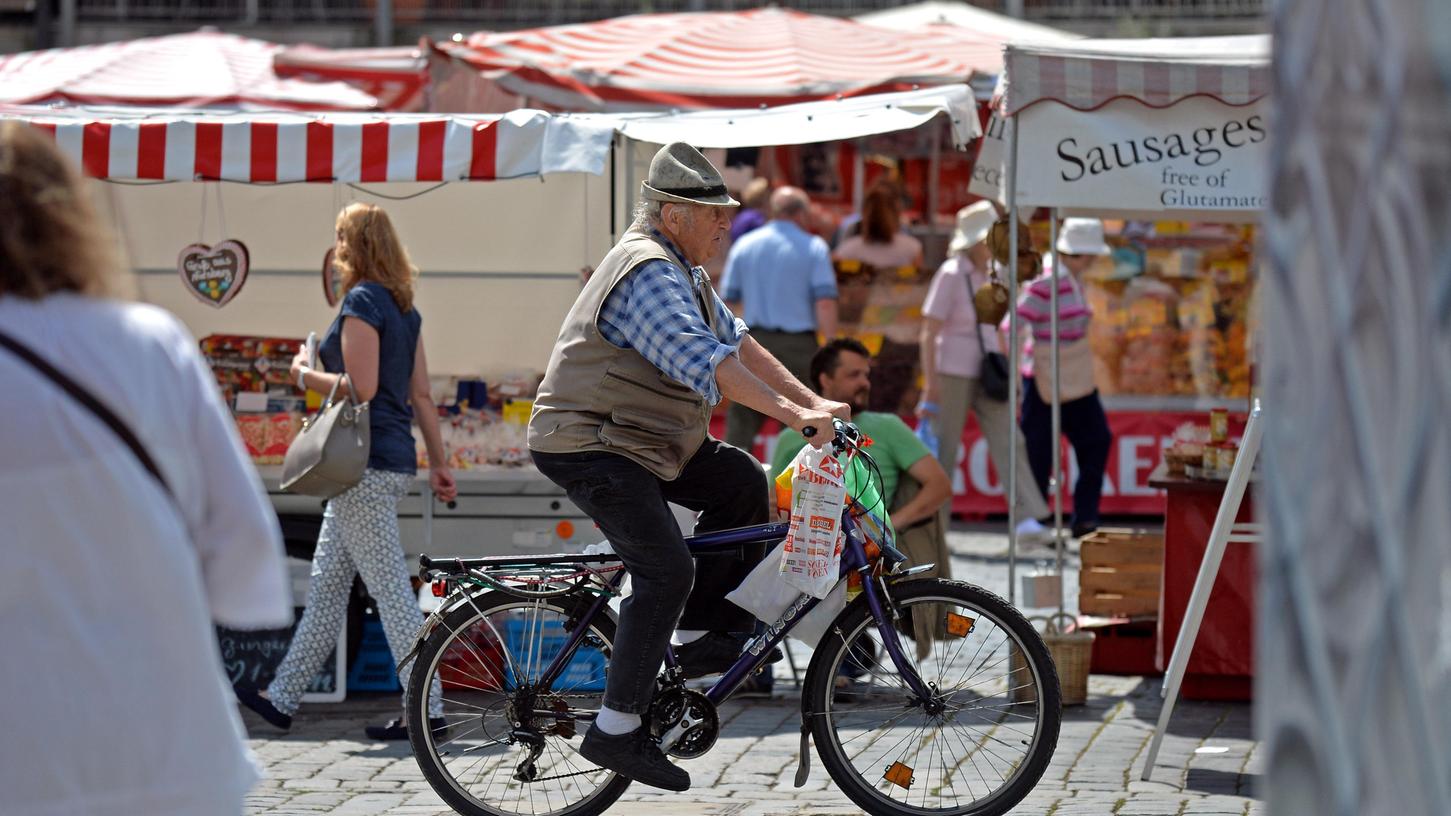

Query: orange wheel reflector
<box><xmin>946</xmin><ymin>613</ymin><xmax>976</xmax><ymax>638</ymax></box>
<box><xmin>884</xmin><ymin>762</ymin><xmax>914</xmax><ymax>789</ymax></box>
<box><xmin>431</xmin><ymin>580</ymin><xmax>449</xmax><ymax>597</ymax></box>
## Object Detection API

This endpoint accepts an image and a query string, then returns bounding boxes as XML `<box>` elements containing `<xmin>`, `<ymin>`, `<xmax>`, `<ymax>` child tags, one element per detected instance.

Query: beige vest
<box><xmin>528</xmin><ymin>227</ymin><xmax>720</xmax><ymax>480</ymax></box>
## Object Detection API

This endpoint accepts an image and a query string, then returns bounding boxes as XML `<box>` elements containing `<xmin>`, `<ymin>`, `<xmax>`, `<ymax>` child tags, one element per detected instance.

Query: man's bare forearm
<box><xmin>717</xmin><ymin>354</ymin><xmax>808</xmax><ymax>428</ymax></box>
<box><xmin>738</xmin><ymin>334</ymin><xmax>823</xmax><ymax>410</ymax></box>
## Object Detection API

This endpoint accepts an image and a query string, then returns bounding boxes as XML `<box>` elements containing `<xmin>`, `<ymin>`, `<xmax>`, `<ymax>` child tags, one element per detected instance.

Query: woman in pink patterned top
<box><xmin>1015</xmin><ymin>218</ymin><xmax>1114</xmax><ymax>539</ymax></box>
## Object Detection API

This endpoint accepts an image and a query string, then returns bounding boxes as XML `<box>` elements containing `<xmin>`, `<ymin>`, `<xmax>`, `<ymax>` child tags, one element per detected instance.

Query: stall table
<box><xmin>262</xmin><ymin>465</ymin><xmax>598</xmax><ymax>563</ymax></box>
<box><xmin>1149</xmin><ymin>464</ymin><xmax>1257</xmax><ymax>701</ymax></box>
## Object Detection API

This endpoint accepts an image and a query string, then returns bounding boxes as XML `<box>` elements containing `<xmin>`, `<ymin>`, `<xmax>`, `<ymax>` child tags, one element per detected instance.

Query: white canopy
<box><xmin>970</xmin><ymin>35</ymin><xmax>1272</xmax><ymax>217</ymax></box>
<box><xmin>587</xmin><ymin>84</ymin><xmax>980</xmax><ymax>150</ymax></box>
<box><xmin>856</xmin><ymin>1</ymin><xmax>1080</xmax><ymax>48</ymax></box>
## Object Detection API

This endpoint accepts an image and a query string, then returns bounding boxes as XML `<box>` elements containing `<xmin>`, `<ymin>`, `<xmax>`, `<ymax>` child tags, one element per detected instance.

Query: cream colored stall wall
<box><xmin>96</xmin><ymin>174</ymin><xmax>612</xmax><ymax>376</ymax></box>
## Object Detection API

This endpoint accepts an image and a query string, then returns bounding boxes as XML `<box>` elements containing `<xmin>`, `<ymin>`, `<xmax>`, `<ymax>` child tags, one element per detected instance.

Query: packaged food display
<box><xmin>1081</xmin><ymin>222</ymin><xmax>1256</xmax><ymax>400</ymax></box>
<box><xmin>201</xmin><ymin>334</ymin><xmax>307</xmax><ymax>464</ymax></box>
<box><xmin>201</xmin><ymin>334</ymin><xmax>304</xmax><ymax>405</ymax></box>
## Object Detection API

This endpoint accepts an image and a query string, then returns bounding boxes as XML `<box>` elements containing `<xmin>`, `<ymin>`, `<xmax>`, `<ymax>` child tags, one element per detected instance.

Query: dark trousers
<box><xmin>1020</xmin><ymin>377</ymin><xmax>1113</xmax><ymax>527</ymax></box>
<box><xmin>725</xmin><ymin>329</ymin><xmax>818</xmax><ymax>451</ymax></box>
<box><xmin>531</xmin><ymin>439</ymin><xmax>769</xmax><ymax>714</ymax></box>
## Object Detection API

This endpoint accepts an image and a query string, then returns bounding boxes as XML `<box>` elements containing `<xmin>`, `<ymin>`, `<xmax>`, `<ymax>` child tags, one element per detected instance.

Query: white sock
<box><xmin>595</xmin><ymin>706</ymin><xmax>641</xmax><ymax>735</ymax></box>
<box><xmin>673</xmin><ymin>629</ymin><xmax>708</xmax><ymax>645</ymax></box>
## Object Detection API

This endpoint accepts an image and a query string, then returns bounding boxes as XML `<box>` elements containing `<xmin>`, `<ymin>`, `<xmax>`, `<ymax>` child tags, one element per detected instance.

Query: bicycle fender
<box><xmin>794</xmin><ymin>724</ymin><xmax>813</xmax><ymax>787</ymax></box>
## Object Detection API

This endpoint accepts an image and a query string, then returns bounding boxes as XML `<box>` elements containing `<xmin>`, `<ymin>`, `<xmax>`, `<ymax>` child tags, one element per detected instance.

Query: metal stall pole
<box><xmin>927</xmin><ymin>121</ymin><xmax>942</xmax><ymax>259</ymax></box>
<box><xmin>1050</xmin><ymin>212</ymin><xmax>1065</xmax><ymax>613</ymax></box>
<box><xmin>625</xmin><ymin>139</ymin><xmax>637</xmax><ymax>224</ymax></box>
<box><xmin>853</xmin><ymin>137</ymin><xmax>866</xmax><ymax>214</ymax></box>
<box><xmin>1005</xmin><ymin>113</ymin><xmax>1021</xmax><ymax>604</ymax></box>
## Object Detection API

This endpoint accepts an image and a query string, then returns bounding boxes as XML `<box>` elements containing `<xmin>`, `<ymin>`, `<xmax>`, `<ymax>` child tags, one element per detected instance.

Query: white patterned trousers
<box><xmin>269</xmin><ymin>468</ymin><xmax>443</xmax><ymax>718</ymax></box>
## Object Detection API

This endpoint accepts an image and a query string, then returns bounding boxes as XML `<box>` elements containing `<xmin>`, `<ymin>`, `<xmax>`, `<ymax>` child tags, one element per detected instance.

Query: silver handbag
<box><xmin>281</xmin><ymin>374</ymin><xmax>371</xmax><ymax>498</ymax></box>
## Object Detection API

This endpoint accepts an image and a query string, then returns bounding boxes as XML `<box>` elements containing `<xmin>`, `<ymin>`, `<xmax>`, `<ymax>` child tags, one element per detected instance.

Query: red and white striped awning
<box><xmin>273</xmin><ymin>45</ymin><xmax>429</xmax><ymax>113</ymax></box>
<box><xmin>1002</xmin><ymin>35</ymin><xmax>1270</xmax><ymax>116</ymax></box>
<box><xmin>439</xmin><ymin>7</ymin><xmax>972</xmax><ymax>111</ymax></box>
<box><xmin>1</xmin><ymin>107</ymin><xmax>615</xmax><ymax>182</ymax></box>
<box><xmin>0</xmin><ymin>30</ymin><xmax>380</xmax><ymax>111</ymax></box>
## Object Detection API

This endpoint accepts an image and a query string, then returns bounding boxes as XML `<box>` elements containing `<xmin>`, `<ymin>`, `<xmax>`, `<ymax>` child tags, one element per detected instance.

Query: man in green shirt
<box><xmin>771</xmin><ymin>338</ymin><xmax>952</xmax><ymax>532</ymax></box>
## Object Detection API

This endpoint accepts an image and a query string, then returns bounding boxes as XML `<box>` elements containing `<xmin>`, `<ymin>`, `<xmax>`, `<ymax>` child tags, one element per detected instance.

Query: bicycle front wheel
<box><xmin>405</xmin><ymin>590</ymin><xmax>629</xmax><ymax>816</ymax></box>
<box><xmin>805</xmin><ymin>579</ymin><xmax>1061</xmax><ymax>816</ymax></box>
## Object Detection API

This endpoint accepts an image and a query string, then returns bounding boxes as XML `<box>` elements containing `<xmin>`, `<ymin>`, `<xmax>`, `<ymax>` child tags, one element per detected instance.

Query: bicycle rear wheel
<box><xmin>406</xmin><ymin>590</ymin><xmax>629</xmax><ymax>816</ymax></box>
<box><xmin>805</xmin><ymin>579</ymin><xmax>1061</xmax><ymax>816</ymax></box>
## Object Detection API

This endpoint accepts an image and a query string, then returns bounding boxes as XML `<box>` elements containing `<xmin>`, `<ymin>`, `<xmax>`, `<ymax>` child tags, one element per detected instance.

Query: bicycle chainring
<box><xmin>648</xmin><ymin>688</ymin><xmax>719</xmax><ymax>759</ymax></box>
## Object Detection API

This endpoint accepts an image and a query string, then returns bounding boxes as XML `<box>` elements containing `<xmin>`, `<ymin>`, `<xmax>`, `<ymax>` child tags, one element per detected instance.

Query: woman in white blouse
<box><xmin>918</xmin><ymin>202</ymin><xmax>1051</xmax><ymax>544</ymax></box>
<box><xmin>0</xmin><ymin>121</ymin><xmax>291</xmax><ymax>816</ymax></box>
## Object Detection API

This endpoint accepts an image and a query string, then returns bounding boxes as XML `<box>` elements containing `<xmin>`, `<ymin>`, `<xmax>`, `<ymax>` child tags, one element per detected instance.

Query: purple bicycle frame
<box><xmin>523</xmin><ymin>502</ymin><xmax>934</xmax><ymax>709</ymax></box>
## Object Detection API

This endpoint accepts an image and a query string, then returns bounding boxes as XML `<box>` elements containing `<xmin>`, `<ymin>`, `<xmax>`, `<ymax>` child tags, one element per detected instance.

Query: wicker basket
<box><xmin>1011</xmin><ymin>613</ymin><xmax>1095</xmax><ymax>706</ymax></box>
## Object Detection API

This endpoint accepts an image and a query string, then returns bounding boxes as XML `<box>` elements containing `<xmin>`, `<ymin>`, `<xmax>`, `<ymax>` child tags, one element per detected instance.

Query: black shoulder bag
<box><xmin>0</xmin><ymin>328</ymin><xmax>174</xmax><ymax>497</ymax></box>
<box><xmin>968</xmin><ymin>270</ymin><xmax>1011</xmax><ymax>402</ymax></box>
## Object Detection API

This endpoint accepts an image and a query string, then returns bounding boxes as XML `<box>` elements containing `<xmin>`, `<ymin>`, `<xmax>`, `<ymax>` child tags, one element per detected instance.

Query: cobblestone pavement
<box><xmin>242</xmin><ymin>524</ymin><xmax>1262</xmax><ymax>816</ymax></box>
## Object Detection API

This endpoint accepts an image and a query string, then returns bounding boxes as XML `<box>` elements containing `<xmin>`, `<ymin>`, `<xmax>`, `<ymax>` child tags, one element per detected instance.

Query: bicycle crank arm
<box><xmin>658</xmin><ymin>712</ymin><xmax>699</xmax><ymax>751</ymax></box>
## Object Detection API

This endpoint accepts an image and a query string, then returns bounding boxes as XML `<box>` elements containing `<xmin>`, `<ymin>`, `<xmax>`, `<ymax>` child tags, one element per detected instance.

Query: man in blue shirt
<box><xmin>720</xmin><ymin>186</ymin><xmax>839</xmax><ymax>452</ymax></box>
<box><xmin>529</xmin><ymin>143</ymin><xmax>848</xmax><ymax>792</ymax></box>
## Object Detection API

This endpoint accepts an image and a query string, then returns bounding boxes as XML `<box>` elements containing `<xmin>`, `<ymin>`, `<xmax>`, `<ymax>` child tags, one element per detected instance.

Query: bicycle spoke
<box><xmin>816</xmin><ymin>587</ymin><xmax>1058</xmax><ymax>816</ymax></box>
<box><xmin>414</xmin><ymin>595</ymin><xmax>619</xmax><ymax>816</ymax></box>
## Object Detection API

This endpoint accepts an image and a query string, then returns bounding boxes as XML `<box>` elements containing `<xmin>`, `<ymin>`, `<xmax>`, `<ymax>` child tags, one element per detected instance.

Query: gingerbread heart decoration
<box><xmin>178</xmin><ymin>240</ymin><xmax>249</xmax><ymax>309</ymax></box>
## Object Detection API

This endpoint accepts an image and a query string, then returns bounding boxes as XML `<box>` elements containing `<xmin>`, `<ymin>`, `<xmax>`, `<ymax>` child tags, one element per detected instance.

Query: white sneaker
<box><xmin>1014</xmin><ymin>518</ymin><xmax>1052</xmax><ymax>547</ymax></box>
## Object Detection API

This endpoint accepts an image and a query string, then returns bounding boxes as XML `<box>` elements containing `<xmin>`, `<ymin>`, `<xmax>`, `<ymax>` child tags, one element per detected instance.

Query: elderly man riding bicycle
<box><xmin>528</xmin><ymin>142</ymin><xmax>849</xmax><ymax>791</ymax></box>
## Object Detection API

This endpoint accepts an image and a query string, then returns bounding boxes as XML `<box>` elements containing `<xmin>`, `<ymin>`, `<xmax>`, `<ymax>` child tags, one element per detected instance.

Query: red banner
<box><xmin>948</xmin><ymin>410</ymin><xmax>1199</xmax><ymax>516</ymax></box>
<box><xmin>717</xmin><ymin>410</ymin><xmax>1212</xmax><ymax>517</ymax></box>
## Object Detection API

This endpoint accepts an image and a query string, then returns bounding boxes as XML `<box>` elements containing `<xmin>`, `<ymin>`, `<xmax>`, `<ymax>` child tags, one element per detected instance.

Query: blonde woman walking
<box><xmin>235</xmin><ymin>203</ymin><xmax>457</xmax><ymax>740</ymax></box>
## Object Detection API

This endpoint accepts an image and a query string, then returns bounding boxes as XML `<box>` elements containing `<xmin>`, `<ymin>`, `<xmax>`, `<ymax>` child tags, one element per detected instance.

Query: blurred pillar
<box><xmin>1260</xmin><ymin>1</ymin><xmax>1451</xmax><ymax>814</ymax></box>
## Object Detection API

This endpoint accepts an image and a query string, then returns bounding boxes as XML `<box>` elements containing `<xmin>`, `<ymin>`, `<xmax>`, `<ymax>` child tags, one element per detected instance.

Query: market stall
<box><xmin>594</xmin><ymin>84</ymin><xmax>982</xmax><ymax>454</ymax></box>
<box><xmin>958</xmin><ymin>35</ymin><xmax>1270</xmax><ymax>517</ymax></box>
<box><xmin>4</xmin><ymin>103</ymin><xmax>619</xmax><ymax>558</ymax></box>
<box><xmin>982</xmin><ymin>34</ymin><xmax>1270</xmax><ymax>693</ymax></box>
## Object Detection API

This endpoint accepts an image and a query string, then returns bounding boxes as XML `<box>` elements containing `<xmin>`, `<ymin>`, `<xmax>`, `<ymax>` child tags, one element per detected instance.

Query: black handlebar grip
<box><xmin>419</xmin><ymin>554</ymin><xmax>434</xmax><ymax>570</ymax></box>
<box><xmin>802</xmin><ymin>426</ymin><xmax>817</xmax><ymax>438</ymax></box>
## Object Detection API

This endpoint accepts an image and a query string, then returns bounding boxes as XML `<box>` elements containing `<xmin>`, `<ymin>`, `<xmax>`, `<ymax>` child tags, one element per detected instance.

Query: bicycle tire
<box><xmin>406</xmin><ymin>590</ymin><xmax>631</xmax><ymax>816</ymax></box>
<box><xmin>804</xmin><ymin>579</ymin><xmax>1062</xmax><ymax>816</ymax></box>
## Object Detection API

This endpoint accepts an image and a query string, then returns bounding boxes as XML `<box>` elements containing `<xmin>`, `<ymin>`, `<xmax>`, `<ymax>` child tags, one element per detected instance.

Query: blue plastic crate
<box><xmin>503</xmin><ymin>618</ymin><xmax>607</xmax><ymax>692</ymax></box>
<box><xmin>348</xmin><ymin>616</ymin><xmax>402</xmax><ymax>693</ymax></box>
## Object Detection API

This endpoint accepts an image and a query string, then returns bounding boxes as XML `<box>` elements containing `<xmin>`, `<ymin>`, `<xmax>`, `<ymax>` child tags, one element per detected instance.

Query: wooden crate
<box><xmin>1079</xmin><ymin>529</ymin><xmax>1163</xmax><ymax>618</ymax></box>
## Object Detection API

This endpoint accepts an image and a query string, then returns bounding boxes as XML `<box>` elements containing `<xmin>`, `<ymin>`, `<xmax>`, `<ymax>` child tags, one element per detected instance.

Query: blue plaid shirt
<box><xmin>598</xmin><ymin>234</ymin><xmax>747</xmax><ymax>405</ymax></box>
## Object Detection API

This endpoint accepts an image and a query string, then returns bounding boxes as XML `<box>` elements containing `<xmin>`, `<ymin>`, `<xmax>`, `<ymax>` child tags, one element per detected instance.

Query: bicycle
<box><xmin>401</xmin><ymin>420</ymin><xmax>1061</xmax><ymax>816</ymax></box>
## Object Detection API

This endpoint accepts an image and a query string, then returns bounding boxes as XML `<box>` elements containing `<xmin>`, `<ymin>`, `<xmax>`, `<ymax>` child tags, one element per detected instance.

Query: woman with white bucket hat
<box><xmin>918</xmin><ymin>201</ymin><xmax>1051</xmax><ymax>542</ymax></box>
<box><xmin>1016</xmin><ymin>217</ymin><xmax>1114</xmax><ymax>539</ymax></box>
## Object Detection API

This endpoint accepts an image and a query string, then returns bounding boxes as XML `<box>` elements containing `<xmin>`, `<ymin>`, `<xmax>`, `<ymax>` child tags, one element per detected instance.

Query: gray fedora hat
<box><xmin>640</xmin><ymin>142</ymin><xmax>739</xmax><ymax>208</ymax></box>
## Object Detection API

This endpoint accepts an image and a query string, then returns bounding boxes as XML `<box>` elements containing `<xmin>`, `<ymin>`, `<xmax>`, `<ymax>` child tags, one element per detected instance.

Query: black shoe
<box><xmin>365</xmin><ymin>716</ymin><xmax>447</xmax><ymax>741</ymax></box>
<box><xmin>234</xmin><ymin>687</ymin><xmax>291</xmax><ymax>731</ymax></box>
<box><xmin>674</xmin><ymin>633</ymin><xmax>782</xmax><ymax>679</ymax></box>
<box><xmin>577</xmin><ymin>724</ymin><xmax>690</xmax><ymax>791</ymax></box>
<box><xmin>1071</xmin><ymin>521</ymin><xmax>1100</xmax><ymax>539</ymax></box>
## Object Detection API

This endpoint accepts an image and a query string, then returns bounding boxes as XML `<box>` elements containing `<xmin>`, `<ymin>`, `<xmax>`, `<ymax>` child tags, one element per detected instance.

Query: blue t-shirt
<box><xmin>720</xmin><ymin>220</ymin><xmax>837</xmax><ymax>333</ymax></box>
<box><xmin>319</xmin><ymin>282</ymin><xmax>422</xmax><ymax>474</ymax></box>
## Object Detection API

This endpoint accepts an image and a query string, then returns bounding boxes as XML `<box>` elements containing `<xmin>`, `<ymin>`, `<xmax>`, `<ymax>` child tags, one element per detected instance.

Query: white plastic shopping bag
<box><xmin>778</xmin><ymin>444</ymin><xmax>848</xmax><ymax>599</ymax></box>
<box><xmin>726</xmin><ymin>543</ymin><xmax>846</xmax><ymax>648</ymax></box>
